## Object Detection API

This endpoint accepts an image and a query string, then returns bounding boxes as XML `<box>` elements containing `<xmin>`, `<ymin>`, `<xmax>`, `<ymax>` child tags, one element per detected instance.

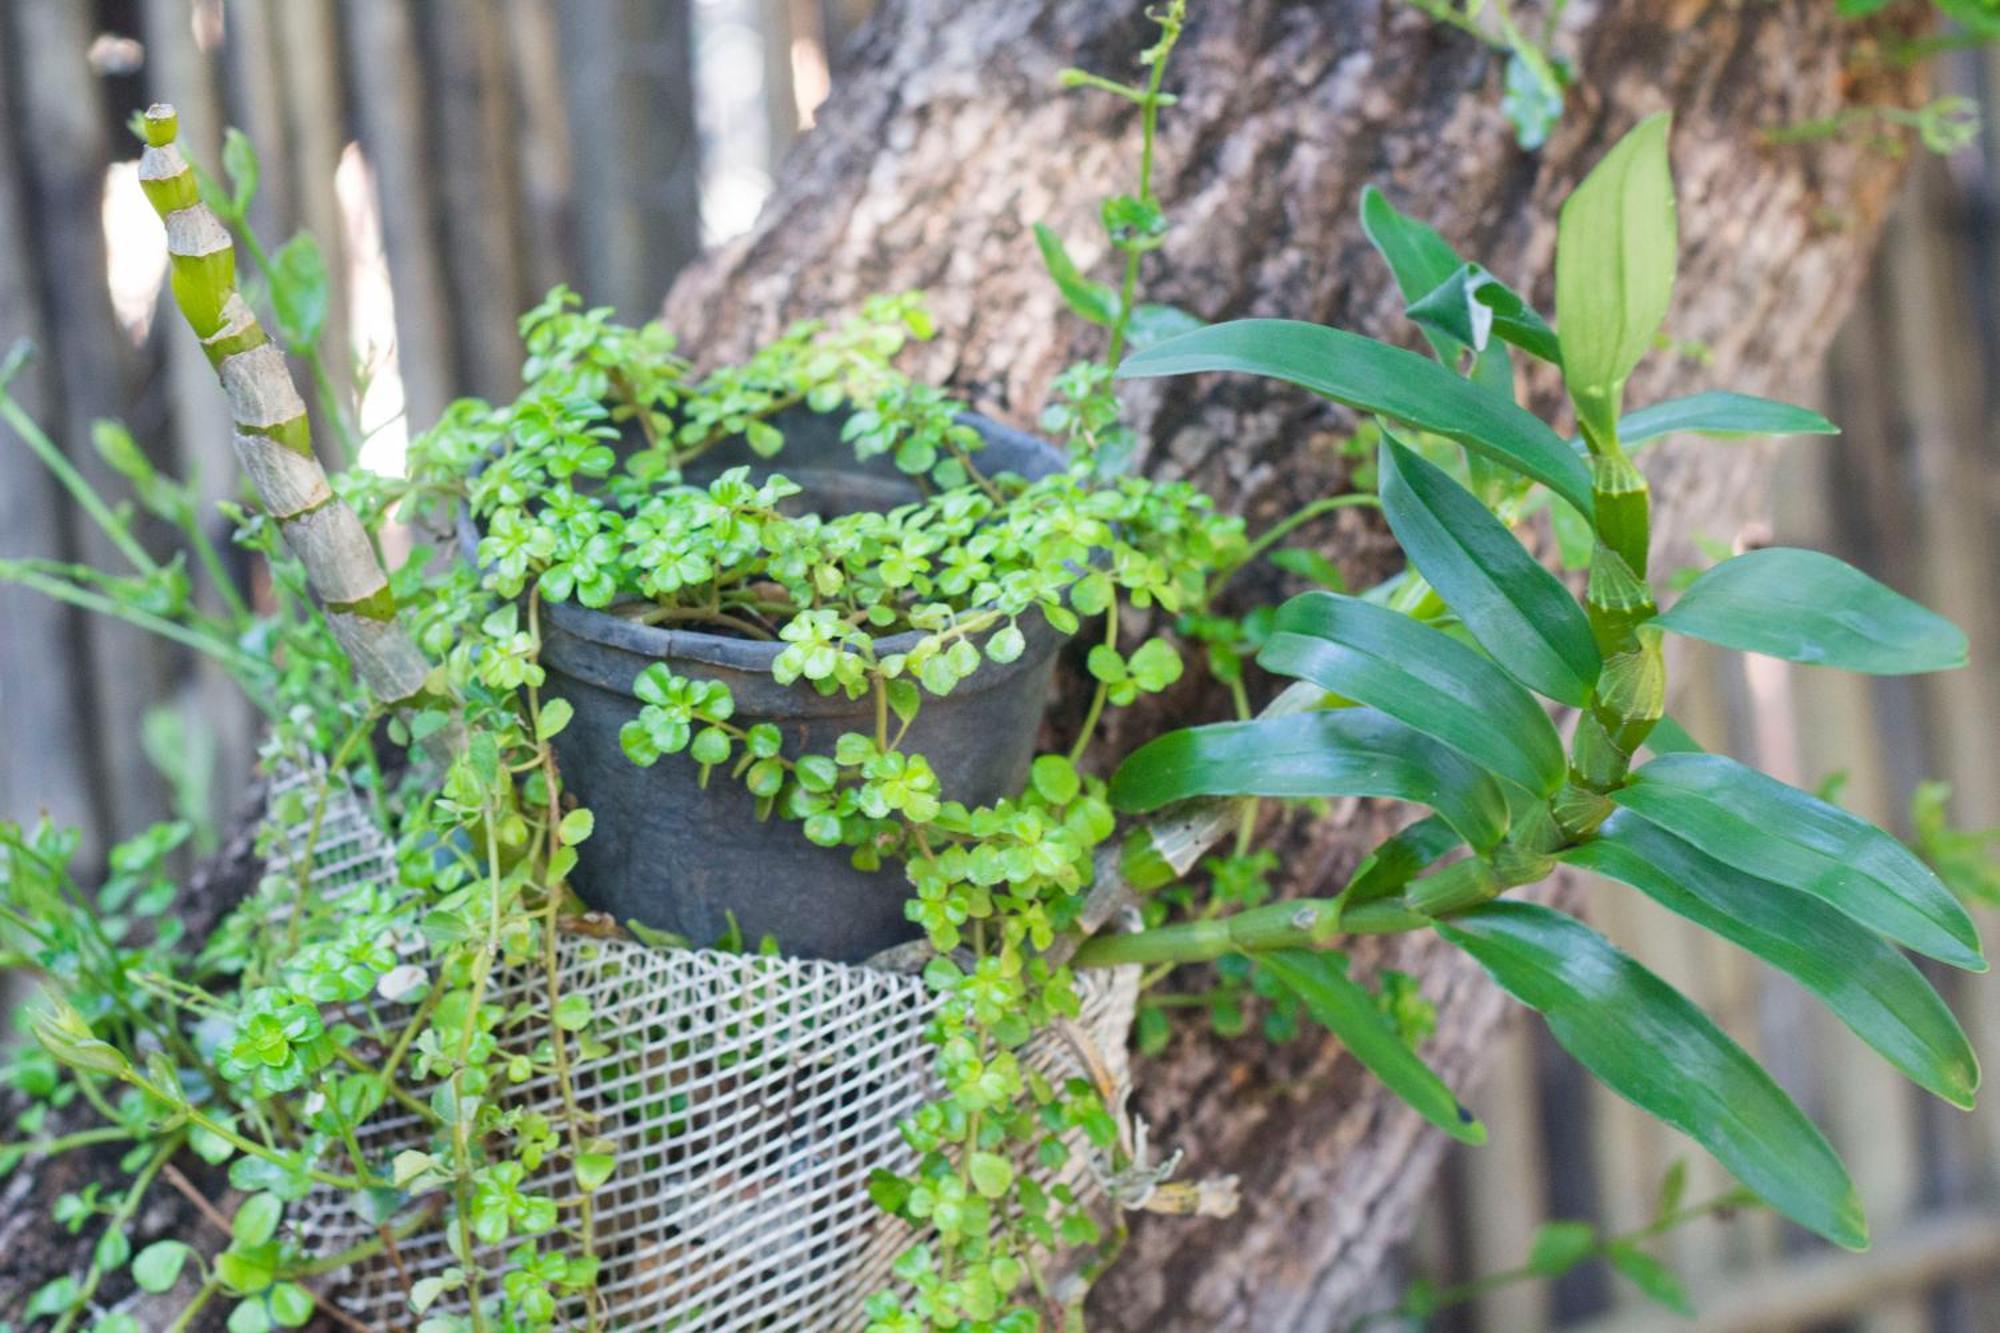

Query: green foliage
<box><xmin>1764</xmin><ymin>95</ymin><xmax>1982</xmax><ymax>159</ymax></box>
<box><xmin>1614</xmin><ymin>753</ymin><xmax>1981</xmax><ymax>968</ymax></box>
<box><xmin>1377</xmin><ymin>436</ymin><xmax>1601</xmax><ymax>705</ymax></box>
<box><xmin>1398</xmin><ymin>0</ymin><xmax>1574</xmax><ymax>149</ymax></box>
<box><xmin>1106</xmin><ymin>113</ymin><xmax>1979</xmax><ymax>1256</ymax></box>
<box><xmin>1571</xmin><ymin>814</ymin><xmax>1978</xmax><ymax>1108</ymax></box>
<box><xmin>1259</xmin><ymin>950</ymin><xmax>1483</xmax><ymax>1144</ymax></box>
<box><xmin>1120</xmin><ymin>318</ymin><xmax>1595</xmax><ymax>514</ymax></box>
<box><xmin>1913</xmin><ymin>781</ymin><xmax>2000</xmax><ymax>907</ymax></box>
<box><xmin>1555</xmin><ymin>112</ymin><xmax>1676</xmax><ymax>443</ymax></box>
<box><xmin>1114</xmin><ymin>710</ymin><xmax>1511</xmax><ymax>852</ymax></box>
<box><xmin>1259</xmin><ymin>592</ymin><xmax>1566</xmax><ymax>795</ymax></box>
<box><xmin>1371</xmin><ymin>1162</ymin><xmax>1748</xmax><ymax>1328</ymax></box>
<box><xmin>1613</xmin><ymin>390</ymin><xmax>1839</xmax><ymax>445</ymax></box>
<box><xmin>1442</xmin><ymin>902</ymin><xmax>1867</xmax><ymax>1249</ymax></box>
<box><xmin>1654</xmin><ymin>546</ymin><xmax>1969</xmax><ymax>674</ymax></box>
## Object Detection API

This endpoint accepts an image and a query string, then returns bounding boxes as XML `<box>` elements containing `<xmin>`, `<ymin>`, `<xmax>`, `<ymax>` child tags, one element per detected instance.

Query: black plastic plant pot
<box><xmin>467</xmin><ymin>406</ymin><xmax>1071</xmax><ymax>963</ymax></box>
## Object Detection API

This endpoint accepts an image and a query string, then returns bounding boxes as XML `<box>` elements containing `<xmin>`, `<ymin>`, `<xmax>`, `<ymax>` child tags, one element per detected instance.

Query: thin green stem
<box><xmin>1101</xmin><ymin>0</ymin><xmax>1184</xmax><ymax>370</ymax></box>
<box><xmin>0</xmin><ymin>1125</ymin><xmax>134</xmax><ymax>1157</ymax></box>
<box><xmin>1055</xmin><ymin>69</ymin><xmax>1176</xmax><ymax>106</ymax></box>
<box><xmin>1357</xmin><ymin>1187</ymin><xmax>1758</xmax><ymax>1327</ymax></box>
<box><xmin>0</xmin><ymin>560</ymin><xmax>267</xmax><ymax>686</ymax></box>
<box><xmin>1206</xmin><ymin>493</ymin><xmax>1379</xmax><ymax>603</ymax></box>
<box><xmin>165</xmin><ymin>1279</ymin><xmax>221</xmax><ymax>1333</ymax></box>
<box><xmin>1072</xmin><ymin>897</ymin><xmax>1428</xmax><ymax>969</ymax></box>
<box><xmin>1400</xmin><ymin>0</ymin><xmax>1509</xmax><ymax>50</ymax></box>
<box><xmin>1068</xmin><ymin>599</ymin><xmax>1119</xmax><ymax>765</ymax></box>
<box><xmin>181</xmin><ymin>505</ymin><xmax>254</xmax><ymax>624</ymax></box>
<box><xmin>307</xmin><ymin>348</ymin><xmax>362</xmax><ymax>472</ymax></box>
<box><xmin>0</xmin><ymin>390</ymin><xmax>159</xmax><ymax>576</ymax></box>
<box><xmin>290</xmin><ymin>1199</ymin><xmax>444</xmax><ymax>1278</ymax></box>
<box><xmin>49</xmin><ymin>1136</ymin><xmax>178</xmax><ymax>1333</ymax></box>
<box><xmin>124</xmin><ymin>1063</ymin><xmax>365</xmax><ymax>1190</ymax></box>
<box><xmin>278</xmin><ymin>715</ymin><xmax>376</xmax><ymax>960</ymax></box>
<box><xmin>528</xmin><ymin>591</ymin><xmax>603</xmax><ymax>1332</ymax></box>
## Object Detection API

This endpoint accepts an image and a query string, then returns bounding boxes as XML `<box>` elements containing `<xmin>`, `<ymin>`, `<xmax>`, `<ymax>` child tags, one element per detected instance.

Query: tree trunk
<box><xmin>661</xmin><ymin>2</ymin><xmax>1926</xmax><ymax>1326</ymax></box>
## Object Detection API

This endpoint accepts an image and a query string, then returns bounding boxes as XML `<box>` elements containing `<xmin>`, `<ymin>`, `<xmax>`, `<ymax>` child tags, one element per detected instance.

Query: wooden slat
<box><xmin>554</xmin><ymin>0</ymin><xmax>703</xmax><ymax>319</ymax></box>
<box><xmin>0</xmin><ymin>11</ymin><xmax>99</xmax><ymax>857</ymax></box>
<box><xmin>1567</xmin><ymin>1210</ymin><xmax>2000</xmax><ymax>1333</ymax></box>
<box><xmin>1457</xmin><ymin>1020</ymin><xmax>1554</xmax><ymax>1330</ymax></box>
<box><xmin>6</xmin><ymin>0</ymin><xmax>167</xmax><ymax>841</ymax></box>
<box><xmin>272</xmin><ymin>0</ymin><xmax>355</xmax><ymax>426</ymax></box>
<box><xmin>501</xmin><ymin>0</ymin><xmax>577</xmax><ymax>299</ymax></box>
<box><xmin>341</xmin><ymin>0</ymin><xmax>455</xmax><ymax>427</ymax></box>
<box><xmin>423</xmin><ymin>0</ymin><xmax>528</xmax><ymax>400</ymax></box>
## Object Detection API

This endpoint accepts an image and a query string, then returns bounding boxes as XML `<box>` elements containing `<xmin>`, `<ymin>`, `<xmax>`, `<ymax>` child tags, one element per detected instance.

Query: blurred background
<box><xmin>0</xmin><ymin>2</ymin><xmax>1995</xmax><ymax>1328</ymax></box>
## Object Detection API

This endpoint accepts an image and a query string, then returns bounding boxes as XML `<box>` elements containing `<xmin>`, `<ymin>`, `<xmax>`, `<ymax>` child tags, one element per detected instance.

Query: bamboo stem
<box><xmin>135</xmin><ymin>104</ymin><xmax>436</xmax><ymax>716</ymax></box>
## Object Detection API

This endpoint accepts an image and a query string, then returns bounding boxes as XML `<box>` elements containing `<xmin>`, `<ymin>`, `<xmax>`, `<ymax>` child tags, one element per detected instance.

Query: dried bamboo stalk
<box><xmin>136</xmin><ymin>103</ymin><xmax>432</xmax><ymax>712</ymax></box>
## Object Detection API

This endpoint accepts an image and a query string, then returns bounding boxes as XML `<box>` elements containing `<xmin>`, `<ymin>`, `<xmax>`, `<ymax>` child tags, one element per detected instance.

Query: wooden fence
<box><xmin>0</xmin><ymin>4</ymin><xmax>1995</xmax><ymax>1329</ymax></box>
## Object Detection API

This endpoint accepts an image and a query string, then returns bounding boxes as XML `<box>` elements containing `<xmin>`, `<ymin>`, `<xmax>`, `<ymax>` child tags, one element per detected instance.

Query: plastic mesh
<box><xmin>278</xmin><ymin>766</ymin><xmax>1138</xmax><ymax>1330</ymax></box>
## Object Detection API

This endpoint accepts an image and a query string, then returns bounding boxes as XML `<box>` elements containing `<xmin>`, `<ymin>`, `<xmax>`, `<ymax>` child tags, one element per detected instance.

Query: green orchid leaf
<box><xmin>1654</xmin><ymin>547</ymin><xmax>1967</xmax><ymax>675</ymax></box>
<box><xmin>267</xmin><ymin>232</ymin><xmax>330</xmax><ymax>351</ymax></box>
<box><xmin>1438</xmin><ymin>901</ymin><xmax>1866</xmax><ymax>1250</ymax></box>
<box><xmin>1606</xmin><ymin>1243</ymin><xmax>1693</xmax><ymax>1316</ymax></box>
<box><xmin>1259</xmin><ymin>591</ymin><xmax>1565</xmax><ymax>794</ymax></box>
<box><xmin>1109</xmin><ymin>707</ymin><xmax>1510</xmax><ymax>850</ymax></box>
<box><xmin>1379</xmin><ymin>437</ymin><xmax>1600</xmax><ymax>706</ymax></box>
<box><xmin>1360</xmin><ymin>184</ymin><xmax>1468</xmax><ymax>362</ymax></box>
<box><xmin>1125</xmin><ymin>302</ymin><xmax>1204</xmax><ymax>350</ymax></box>
<box><xmin>1556</xmin><ymin>113</ymin><xmax>1677</xmax><ymax>441</ymax></box>
<box><xmin>1259</xmin><ymin>949</ymin><xmax>1485</xmax><ymax>1145</ymax></box>
<box><xmin>1570</xmin><ymin>811</ymin><xmax>1979</xmax><ymax>1108</ymax></box>
<box><xmin>1640</xmin><ymin>713</ymin><xmax>1705</xmax><ymax>756</ymax></box>
<box><xmin>1612</xmin><ymin>391</ymin><xmax>1838</xmax><ymax>449</ymax></box>
<box><xmin>1613</xmin><ymin>752</ymin><xmax>1984</xmax><ymax>971</ymax></box>
<box><xmin>1032</xmin><ymin>222</ymin><xmax>1119</xmax><ymax>327</ymax></box>
<box><xmin>1341</xmin><ymin>815</ymin><xmax>1462</xmax><ymax>911</ymax></box>
<box><xmin>1118</xmin><ymin>318</ymin><xmax>1595</xmax><ymax>514</ymax></box>
<box><xmin>1407</xmin><ymin>262</ymin><xmax>1563</xmax><ymax>368</ymax></box>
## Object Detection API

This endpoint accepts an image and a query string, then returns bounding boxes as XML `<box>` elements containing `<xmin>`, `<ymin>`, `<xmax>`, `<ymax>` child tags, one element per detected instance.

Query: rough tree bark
<box><xmin>663</xmin><ymin>3</ymin><xmax>1926</xmax><ymax>1327</ymax></box>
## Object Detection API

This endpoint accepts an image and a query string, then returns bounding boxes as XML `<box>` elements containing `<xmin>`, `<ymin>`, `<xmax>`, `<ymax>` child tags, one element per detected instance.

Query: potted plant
<box><xmin>408</xmin><ymin>296</ymin><xmax>1217</xmax><ymax>962</ymax></box>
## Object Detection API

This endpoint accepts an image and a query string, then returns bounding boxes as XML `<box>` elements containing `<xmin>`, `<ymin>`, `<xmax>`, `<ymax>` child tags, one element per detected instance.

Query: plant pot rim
<box><xmin>460</xmin><ymin>404</ymin><xmax>1075</xmax><ymax>700</ymax></box>
<box><xmin>541</xmin><ymin>592</ymin><xmax>1053</xmax><ymax>675</ymax></box>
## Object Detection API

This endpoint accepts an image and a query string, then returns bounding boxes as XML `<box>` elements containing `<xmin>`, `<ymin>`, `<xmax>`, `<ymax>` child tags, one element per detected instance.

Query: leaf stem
<box><xmin>1068</xmin><ymin>599</ymin><xmax>1119</xmax><ymax>764</ymax></box>
<box><xmin>1206</xmin><ymin>493</ymin><xmax>1379</xmax><ymax>602</ymax></box>
<box><xmin>1072</xmin><ymin>897</ymin><xmax>1427</xmax><ymax>969</ymax></box>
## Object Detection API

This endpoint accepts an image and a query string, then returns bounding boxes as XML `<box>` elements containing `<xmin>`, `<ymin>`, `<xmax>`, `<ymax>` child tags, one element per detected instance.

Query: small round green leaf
<box><xmin>231</xmin><ymin>1193</ymin><xmax>282</xmax><ymax>1247</ymax></box>
<box><xmin>132</xmin><ymin>1239</ymin><xmax>193</xmax><ymax>1293</ymax></box>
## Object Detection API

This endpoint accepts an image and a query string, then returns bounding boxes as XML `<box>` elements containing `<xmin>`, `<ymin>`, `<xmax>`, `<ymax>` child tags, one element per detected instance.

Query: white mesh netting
<box><xmin>271</xmin><ymin>761</ymin><xmax>1140</xmax><ymax>1330</ymax></box>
